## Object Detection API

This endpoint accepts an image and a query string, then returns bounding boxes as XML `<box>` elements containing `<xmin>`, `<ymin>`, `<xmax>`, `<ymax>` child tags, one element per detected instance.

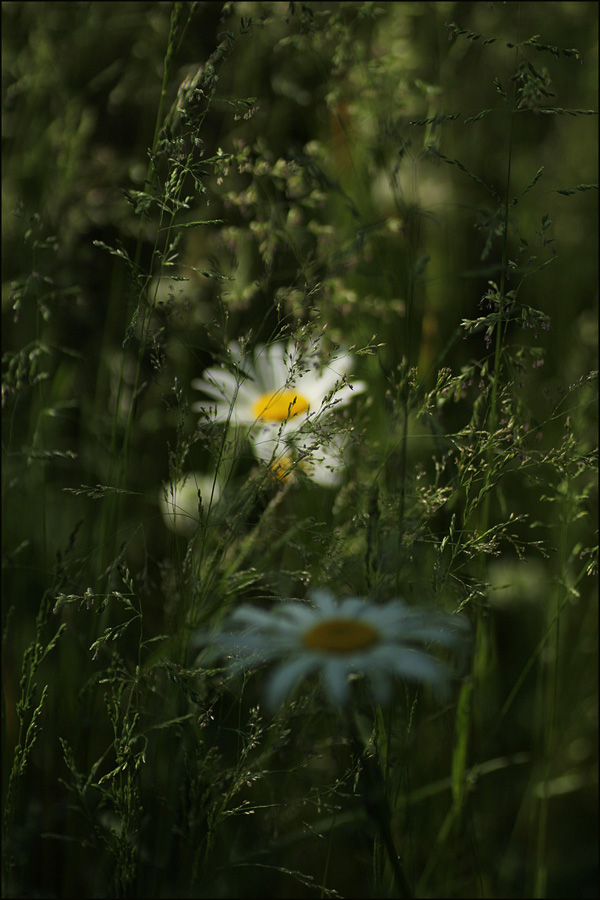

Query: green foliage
<box><xmin>2</xmin><ymin>2</ymin><xmax>597</xmax><ymax>898</ymax></box>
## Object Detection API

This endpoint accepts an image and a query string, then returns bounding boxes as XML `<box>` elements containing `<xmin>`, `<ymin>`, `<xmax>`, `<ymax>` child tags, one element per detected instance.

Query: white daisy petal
<box><xmin>336</xmin><ymin>596</ymin><xmax>373</xmax><ymax>618</ymax></box>
<box><xmin>265</xmin><ymin>657</ymin><xmax>320</xmax><ymax>708</ymax></box>
<box><xmin>191</xmin><ymin>339</ymin><xmax>364</xmax><ymax>484</ymax></box>
<box><xmin>276</xmin><ymin>604</ymin><xmax>320</xmax><ymax>627</ymax></box>
<box><xmin>309</xmin><ymin>589</ymin><xmax>339</xmax><ymax>615</ymax></box>
<box><xmin>197</xmin><ymin>589</ymin><xmax>466</xmax><ymax>710</ymax></box>
<box><xmin>321</xmin><ymin>658</ymin><xmax>353</xmax><ymax>705</ymax></box>
<box><xmin>228</xmin><ymin>606</ymin><xmax>281</xmax><ymax>629</ymax></box>
<box><xmin>394</xmin><ymin>614</ymin><xmax>469</xmax><ymax>646</ymax></box>
<box><xmin>384</xmin><ymin>647</ymin><xmax>448</xmax><ymax>686</ymax></box>
<box><xmin>267</xmin><ymin>344</ymin><xmax>290</xmax><ymax>385</ymax></box>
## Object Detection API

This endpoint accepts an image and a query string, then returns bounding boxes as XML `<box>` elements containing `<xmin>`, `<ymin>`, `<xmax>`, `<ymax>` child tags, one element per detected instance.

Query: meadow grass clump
<box><xmin>2</xmin><ymin>2</ymin><xmax>597</xmax><ymax>898</ymax></box>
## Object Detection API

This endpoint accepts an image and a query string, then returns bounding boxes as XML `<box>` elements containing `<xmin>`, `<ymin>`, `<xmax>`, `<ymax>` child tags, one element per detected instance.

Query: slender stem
<box><xmin>454</xmin><ymin>29</ymin><xmax>521</xmax><ymax>848</ymax></box>
<box><xmin>346</xmin><ymin>712</ymin><xmax>413</xmax><ymax>899</ymax></box>
<box><xmin>533</xmin><ymin>471</ymin><xmax>570</xmax><ymax>896</ymax></box>
<box><xmin>98</xmin><ymin>4</ymin><xmax>188</xmax><ymax>585</ymax></box>
<box><xmin>481</xmin><ymin>47</ymin><xmax>518</xmax><ymax>537</ymax></box>
<box><xmin>395</xmin><ymin>189</ymin><xmax>421</xmax><ymax>592</ymax></box>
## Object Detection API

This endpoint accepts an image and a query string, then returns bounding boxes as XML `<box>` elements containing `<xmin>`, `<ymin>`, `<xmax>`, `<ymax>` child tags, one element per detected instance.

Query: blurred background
<box><xmin>2</xmin><ymin>2</ymin><xmax>597</xmax><ymax>897</ymax></box>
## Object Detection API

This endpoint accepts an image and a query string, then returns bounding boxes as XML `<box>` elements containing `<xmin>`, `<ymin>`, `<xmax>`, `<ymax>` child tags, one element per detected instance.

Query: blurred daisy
<box><xmin>249</xmin><ymin>427</ymin><xmax>350</xmax><ymax>487</ymax></box>
<box><xmin>191</xmin><ymin>339</ymin><xmax>365</xmax><ymax>437</ymax></box>
<box><xmin>198</xmin><ymin>589</ymin><xmax>467</xmax><ymax>709</ymax></box>
<box><xmin>159</xmin><ymin>471</ymin><xmax>221</xmax><ymax>535</ymax></box>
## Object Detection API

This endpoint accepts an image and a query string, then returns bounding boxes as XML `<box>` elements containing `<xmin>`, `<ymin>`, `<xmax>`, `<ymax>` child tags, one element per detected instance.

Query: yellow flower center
<box><xmin>303</xmin><ymin>618</ymin><xmax>380</xmax><ymax>654</ymax></box>
<box><xmin>270</xmin><ymin>454</ymin><xmax>294</xmax><ymax>483</ymax></box>
<box><xmin>253</xmin><ymin>389</ymin><xmax>310</xmax><ymax>422</ymax></box>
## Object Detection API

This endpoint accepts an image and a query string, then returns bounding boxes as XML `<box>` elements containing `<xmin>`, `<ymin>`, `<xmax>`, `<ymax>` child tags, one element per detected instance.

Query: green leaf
<box><xmin>451</xmin><ymin>678</ymin><xmax>473</xmax><ymax>809</ymax></box>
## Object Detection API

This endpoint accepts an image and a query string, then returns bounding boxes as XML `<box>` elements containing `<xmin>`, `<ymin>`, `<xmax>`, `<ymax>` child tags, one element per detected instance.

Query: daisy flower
<box><xmin>191</xmin><ymin>339</ymin><xmax>366</xmax><ymax>438</ymax></box>
<box><xmin>159</xmin><ymin>471</ymin><xmax>221</xmax><ymax>535</ymax></box>
<box><xmin>249</xmin><ymin>427</ymin><xmax>350</xmax><ymax>487</ymax></box>
<box><xmin>198</xmin><ymin>589</ymin><xmax>468</xmax><ymax>709</ymax></box>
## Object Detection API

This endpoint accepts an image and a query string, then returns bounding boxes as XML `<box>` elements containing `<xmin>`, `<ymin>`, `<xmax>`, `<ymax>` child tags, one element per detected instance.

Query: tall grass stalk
<box><xmin>2</xmin><ymin>3</ymin><xmax>596</xmax><ymax>898</ymax></box>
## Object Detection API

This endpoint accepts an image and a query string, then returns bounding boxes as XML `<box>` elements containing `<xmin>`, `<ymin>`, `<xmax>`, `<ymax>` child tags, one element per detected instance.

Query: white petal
<box><xmin>382</xmin><ymin>646</ymin><xmax>448</xmax><ymax>687</ymax></box>
<box><xmin>276</xmin><ymin>603</ymin><xmax>319</xmax><ymax>628</ymax></box>
<box><xmin>190</xmin><ymin>403</ymin><xmax>232</xmax><ymax>423</ymax></box>
<box><xmin>321</xmin><ymin>658</ymin><xmax>352</xmax><ymax>705</ymax></box>
<box><xmin>215</xmin><ymin>378</ymin><xmax>258</xmax><ymax>405</ymax></box>
<box><xmin>254</xmin><ymin>343</ymin><xmax>288</xmax><ymax>389</ymax></box>
<box><xmin>265</xmin><ymin>656</ymin><xmax>320</xmax><ymax>708</ymax></box>
<box><xmin>222</xmin><ymin>640</ymin><xmax>274</xmax><ymax>670</ymax></box>
<box><xmin>359</xmin><ymin>602</ymin><xmax>411</xmax><ymax>629</ymax></box>
<box><xmin>327</xmin><ymin>381</ymin><xmax>367</xmax><ymax>407</ymax></box>
<box><xmin>308</xmin><ymin>589</ymin><xmax>338</xmax><ymax>615</ymax></box>
<box><xmin>248</xmin><ymin>427</ymin><xmax>288</xmax><ymax>463</ymax></box>
<box><xmin>228</xmin><ymin>606</ymin><xmax>292</xmax><ymax>630</ymax></box>
<box><xmin>193</xmin><ymin>370</ymin><xmax>243</xmax><ymax>397</ymax></box>
<box><xmin>392</xmin><ymin>612</ymin><xmax>468</xmax><ymax>647</ymax></box>
<box><xmin>335</xmin><ymin>596</ymin><xmax>372</xmax><ymax>618</ymax></box>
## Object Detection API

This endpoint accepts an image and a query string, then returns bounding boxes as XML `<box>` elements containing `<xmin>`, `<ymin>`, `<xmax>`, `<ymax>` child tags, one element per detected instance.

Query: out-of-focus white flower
<box><xmin>197</xmin><ymin>589</ymin><xmax>468</xmax><ymax>709</ymax></box>
<box><xmin>191</xmin><ymin>339</ymin><xmax>365</xmax><ymax>434</ymax></box>
<box><xmin>249</xmin><ymin>427</ymin><xmax>350</xmax><ymax>487</ymax></box>
<box><xmin>159</xmin><ymin>471</ymin><xmax>220</xmax><ymax>535</ymax></box>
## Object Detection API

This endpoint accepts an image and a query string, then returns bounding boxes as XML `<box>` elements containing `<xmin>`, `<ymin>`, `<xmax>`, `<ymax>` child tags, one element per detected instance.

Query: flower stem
<box><xmin>346</xmin><ymin>712</ymin><xmax>414</xmax><ymax>899</ymax></box>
